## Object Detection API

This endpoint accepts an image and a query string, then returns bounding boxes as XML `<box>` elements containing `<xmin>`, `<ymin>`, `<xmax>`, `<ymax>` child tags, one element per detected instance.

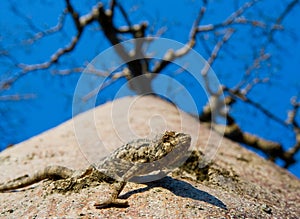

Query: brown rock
<box><xmin>0</xmin><ymin>96</ymin><xmax>299</xmax><ymax>218</ymax></box>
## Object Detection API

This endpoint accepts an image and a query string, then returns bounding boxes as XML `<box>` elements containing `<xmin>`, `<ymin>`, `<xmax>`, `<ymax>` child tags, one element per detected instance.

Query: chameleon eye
<box><xmin>163</xmin><ymin>131</ymin><xmax>175</xmax><ymax>140</ymax></box>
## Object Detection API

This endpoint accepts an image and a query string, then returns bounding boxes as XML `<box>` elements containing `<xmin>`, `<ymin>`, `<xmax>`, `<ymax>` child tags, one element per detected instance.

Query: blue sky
<box><xmin>0</xmin><ymin>0</ymin><xmax>299</xmax><ymax>177</ymax></box>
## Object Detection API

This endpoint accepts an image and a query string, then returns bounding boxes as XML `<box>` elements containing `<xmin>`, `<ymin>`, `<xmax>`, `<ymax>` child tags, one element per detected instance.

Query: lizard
<box><xmin>0</xmin><ymin>131</ymin><xmax>191</xmax><ymax>208</ymax></box>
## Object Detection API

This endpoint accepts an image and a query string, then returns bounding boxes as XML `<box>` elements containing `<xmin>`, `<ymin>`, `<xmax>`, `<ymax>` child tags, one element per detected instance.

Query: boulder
<box><xmin>0</xmin><ymin>96</ymin><xmax>299</xmax><ymax>218</ymax></box>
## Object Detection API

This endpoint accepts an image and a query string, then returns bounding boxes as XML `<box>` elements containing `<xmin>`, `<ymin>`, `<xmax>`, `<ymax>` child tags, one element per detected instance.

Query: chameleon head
<box><xmin>164</xmin><ymin>131</ymin><xmax>191</xmax><ymax>150</ymax></box>
<box><xmin>126</xmin><ymin>131</ymin><xmax>192</xmax><ymax>183</ymax></box>
<box><xmin>155</xmin><ymin>131</ymin><xmax>192</xmax><ymax>159</ymax></box>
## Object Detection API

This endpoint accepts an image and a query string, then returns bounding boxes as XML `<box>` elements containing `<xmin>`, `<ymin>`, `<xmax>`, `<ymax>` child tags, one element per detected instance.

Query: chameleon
<box><xmin>0</xmin><ymin>131</ymin><xmax>191</xmax><ymax>208</ymax></box>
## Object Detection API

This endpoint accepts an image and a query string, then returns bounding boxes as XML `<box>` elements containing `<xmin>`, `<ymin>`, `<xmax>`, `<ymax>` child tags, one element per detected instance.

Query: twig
<box><xmin>23</xmin><ymin>9</ymin><xmax>68</xmax><ymax>45</ymax></box>
<box><xmin>0</xmin><ymin>93</ymin><xmax>36</xmax><ymax>101</ymax></box>
<box><xmin>201</xmin><ymin>29</ymin><xmax>234</xmax><ymax>95</ymax></box>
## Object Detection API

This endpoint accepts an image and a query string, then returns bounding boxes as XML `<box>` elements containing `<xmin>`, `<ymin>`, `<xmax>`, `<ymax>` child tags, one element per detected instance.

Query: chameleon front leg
<box><xmin>94</xmin><ymin>181</ymin><xmax>129</xmax><ymax>208</ymax></box>
<box><xmin>0</xmin><ymin>165</ymin><xmax>75</xmax><ymax>192</ymax></box>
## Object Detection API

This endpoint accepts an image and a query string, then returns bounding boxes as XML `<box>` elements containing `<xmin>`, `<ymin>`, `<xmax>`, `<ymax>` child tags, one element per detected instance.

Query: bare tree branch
<box><xmin>201</xmin><ymin>29</ymin><xmax>234</xmax><ymax>95</ymax></box>
<box><xmin>23</xmin><ymin>9</ymin><xmax>68</xmax><ymax>45</ymax></box>
<box><xmin>151</xmin><ymin>3</ymin><xmax>208</xmax><ymax>74</ymax></box>
<box><xmin>197</xmin><ymin>0</ymin><xmax>261</xmax><ymax>32</ymax></box>
<box><xmin>0</xmin><ymin>94</ymin><xmax>36</xmax><ymax>101</ymax></box>
<box><xmin>82</xmin><ymin>70</ymin><xmax>127</xmax><ymax>102</ymax></box>
<box><xmin>287</xmin><ymin>96</ymin><xmax>300</xmax><ymax>127</ymax></box>
<box><xmin>269</xmin><ymin>0</ymin><xmax>299</xmax><ymax>41</ymax></box>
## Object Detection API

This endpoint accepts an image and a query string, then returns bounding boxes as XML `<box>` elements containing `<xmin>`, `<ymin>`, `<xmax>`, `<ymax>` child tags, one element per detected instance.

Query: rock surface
<box><xmin>0</xmin><ymin>95</ymin><xmax>299</xmax><ymax>218</ymax></box>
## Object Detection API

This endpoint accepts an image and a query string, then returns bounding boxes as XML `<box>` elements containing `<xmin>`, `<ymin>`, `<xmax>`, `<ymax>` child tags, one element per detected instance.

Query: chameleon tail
<box><xmin>0</xmin><ymin>165</ymin><xmax>75</xmax><ymax>192</ymax></box>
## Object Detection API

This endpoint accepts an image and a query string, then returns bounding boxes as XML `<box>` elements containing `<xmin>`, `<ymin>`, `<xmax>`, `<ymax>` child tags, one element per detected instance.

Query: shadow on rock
<box><xmin>120</xmin><ymin>176</ymin><xmax>227</xmax><ymax>210</ymax></box>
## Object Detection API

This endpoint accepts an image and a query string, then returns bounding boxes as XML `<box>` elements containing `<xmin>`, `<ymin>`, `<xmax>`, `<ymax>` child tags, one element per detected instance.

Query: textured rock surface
<box><xmin>0</xmin><ymin>95</ymin><xmax>299</xmax><ymax>218</ymax></box>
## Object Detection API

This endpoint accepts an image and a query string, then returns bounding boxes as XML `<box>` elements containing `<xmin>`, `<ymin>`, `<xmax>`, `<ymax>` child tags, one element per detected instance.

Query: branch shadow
<box><xmin>120</xmin><ymin>176</ymin><xmax>227</xmax><ymax>210</ymax></box>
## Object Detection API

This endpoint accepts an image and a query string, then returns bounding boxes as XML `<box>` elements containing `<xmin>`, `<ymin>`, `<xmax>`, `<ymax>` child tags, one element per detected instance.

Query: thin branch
<box><xmin>82</xmin><ymin>70</ymin><xmax>127</xmax><ymax>102</ymax></box>
<box><xmin>190</xmin><ymin>6</ymin><xmax>207</xmax><ymax>41</ymax></box>
<box><xmin>0</xmin><ymin>93</ymin><xmax>36</xmax><ymax>101</ymax></box>
<box><xmin>287</xmin><ymin>96</ymin><xmax>300</xmax><ymax>127</ymax></box>
<box><xmin>51</xmin><ymin>66</ymin><xmax>110</xmax><ymax>77</ymax></box>
<box><xmin>115</xmin><ymin>1</ymin><xmax>132</xmax><ymax>27</ymax></box>
<box><xmin>282</xmin><ymin>96</ymin><xmax>300</xmax><ymax>167</ymax></box>
<box><xmin>151</xmin><ymin>3</ymin><xmax>207</xmax><ymax>74</ymax></box>
<box><xmin>197</xmin><ymin>0</ymin><xmax>261</xmax><ymax>32</ymax></box>
<box><xmin>23</xmin><ymin>9</ymin><xmax>68</xmax><ymax>45</ymax></box>
<box><xmin>19</xmin><ymin>31</ymin><xmax>83</xmax><ymax>72</ymax></box>
<box><xmin>9</xmin><ymin>3</ymin><xmax>42</xmax><ymax>33</ymax></box>
<box><xmin>271</xmin><ymin>0</ymin><xmax>299</xmax><ymax>32</ymax></box>
<box><xmin>201</xmin><ymin>29</ymin><xmax>234</xmax><ymax>95</ymax></box>
<box><xmin>267</xmin><ymin>0</ymin><xmax>299</xmax><ymax>42</ymax></box>
<box><xmin>234</xmin><ymin>49</ymin><xmax>271</xmax><ymax>93</ymax></box>
<box><xmin>224</xmin><ymin>86</ymin><xmax>288</xmax><ymax>127</ymax></box>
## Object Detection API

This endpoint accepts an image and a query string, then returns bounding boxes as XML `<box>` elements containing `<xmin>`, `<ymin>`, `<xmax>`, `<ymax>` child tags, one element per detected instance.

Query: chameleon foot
<box><xmin>94</xmin><ymin>199</ymin><xmax>129</xmax><ymax>209</ymax></box>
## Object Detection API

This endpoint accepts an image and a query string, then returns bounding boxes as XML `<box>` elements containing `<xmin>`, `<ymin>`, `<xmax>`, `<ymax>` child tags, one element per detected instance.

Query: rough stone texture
<box><xmin>0</xmin><ymin>95</ymin><xmax>299</xmax><ymax>218</ymax></box>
